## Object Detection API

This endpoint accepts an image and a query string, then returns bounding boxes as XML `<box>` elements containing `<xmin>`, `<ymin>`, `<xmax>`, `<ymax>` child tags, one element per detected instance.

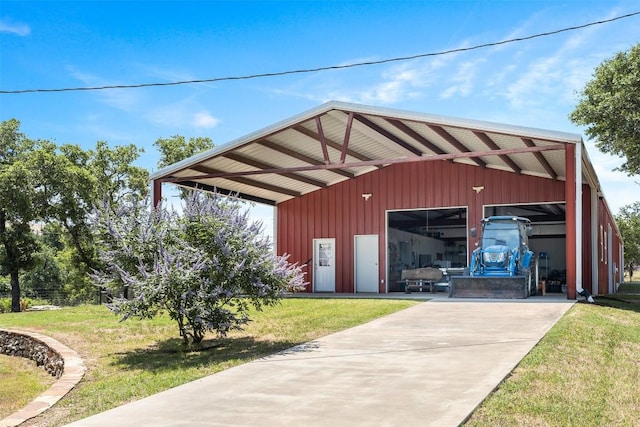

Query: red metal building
<box><xmin>151</xmin><ymin>102</ymin><xmax>623</xmax><ymax>299</ymax></box>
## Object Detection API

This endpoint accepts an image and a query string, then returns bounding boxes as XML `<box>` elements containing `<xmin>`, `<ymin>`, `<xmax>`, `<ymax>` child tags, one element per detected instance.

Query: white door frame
<box><xmin>354</xmin><ymin>234</ymin><xmax>379</xmax><ymax>293</ymax></box>
<box><xmin>313</xmin><ymin>238</ymin><xmax>336</xmax><ymax>292</ymax></box>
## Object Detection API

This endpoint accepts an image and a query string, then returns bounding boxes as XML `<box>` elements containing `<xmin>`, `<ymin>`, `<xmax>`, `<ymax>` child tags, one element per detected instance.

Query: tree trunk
<box><xmin>1</xmin><ymin>210</ymin><xmax>22</xmax><ymax>312</ymax></box>
<box><xmin>10</xmin><ymin>270</ymin><xmax>21</xmax><ymax>312</ymax></box>
<box><xmin>65</xmin><ymin>221</ymin><xmax>96</xmax><ymax>272</ymax></box>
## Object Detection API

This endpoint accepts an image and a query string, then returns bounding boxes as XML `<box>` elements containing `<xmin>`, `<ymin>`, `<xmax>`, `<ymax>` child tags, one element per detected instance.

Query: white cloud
<box><xmin>0</xmin><ymin>19</ymin><xmax>30</xmax><ymax>36</ymax></box>
<box><xmin>503</xmin><ymin>56</ymin><xmax>561</xmax><ymax>108</ymax></box>
<box><xmin>368</xmin><ymin>66</ymin><xmax>422</xmax><ymax>103</ymax></box>
<box><xmin>192</xmin><ymin>112</ymin><xmax>219</xmax><ymax>128</ymax></box>
<box><xmin>350</xmin><ymin>55</ymin><xmax>457</xmax><ymax>105</ymax></box>
<box><xmin>440</xmin><ymin>59</ymin><xmax>485</xmax><ymax>99</ymax></box>
<box><xmin>270</xmin><ymin>48</ymin><xmax>464</xmax><ymax>107</ymax></box>
<box><xmin>147</xmin><ymin>100</ymin><xmax>221</xmax><ymax>132</ymax></box>
<box><xmin>497</xmin><ymin>7</ymin><xmax>625</xmax><ymax>111</ymax></box>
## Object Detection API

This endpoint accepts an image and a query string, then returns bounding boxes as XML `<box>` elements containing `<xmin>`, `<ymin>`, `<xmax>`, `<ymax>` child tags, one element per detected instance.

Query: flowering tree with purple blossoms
<box><xmin>92</xmin><ymin>191</ymin><xmax>306</xmax><ymax>345</ymax></box>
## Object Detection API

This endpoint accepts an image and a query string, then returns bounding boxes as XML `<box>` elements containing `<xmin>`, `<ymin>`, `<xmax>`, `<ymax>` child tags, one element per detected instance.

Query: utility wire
<box><xmin>2</xmin><ymin>10</ymin><xmax>639</xmax><ymax>95</ymax></box>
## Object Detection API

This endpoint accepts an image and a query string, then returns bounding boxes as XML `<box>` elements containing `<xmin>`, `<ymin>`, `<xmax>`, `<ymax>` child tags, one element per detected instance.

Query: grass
<box><xmin>0</xmin><ymin>298</ymin><xmax>418</xmax><ymax>426</ymax></box>
<box><xmin>0</xmin><ymin>354</ymin><xmax>56</xmax><ymax>418</ymax></box>
<box><xmin>4</xmin><ymin>285</ymin><xmax>640</xmax><ymax>427</ymax></box>
<box><xmin>465</xmin><ymin>283</ymin><xmax>640</xmax><ymax>427</ymax></box>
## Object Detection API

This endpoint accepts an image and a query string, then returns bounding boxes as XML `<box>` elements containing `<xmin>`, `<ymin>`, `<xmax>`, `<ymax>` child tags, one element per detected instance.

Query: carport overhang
<box><xmin>150</xmin><ymin>101</ymin><xmax>607</xmax><ymax>299</ymax></box>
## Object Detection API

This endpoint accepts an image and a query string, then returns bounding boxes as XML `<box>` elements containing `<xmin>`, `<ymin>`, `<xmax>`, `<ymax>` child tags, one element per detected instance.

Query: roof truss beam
<box><xmin>177</xmin><ymin>181</ymin><xmax>276</xmax><ymax>206</ymax></box>
<box><xmin>340</xmin><ymin>112</ymin><xmax>354</xmax><ymax>163</ymax></box>
<box><xmin>522</xmin><ymin>138</ymin><xmax>559</xmax><ymax>180</ymax></box>
<box><xmin>353</xmin><ymin>114</ymin><xmax>423</xmax><ymax>156</ymax></box>
<box><xmin>223</xmin><ymin>152</ymin><xmax>327</xmax><ymax>189</ymax></box>
<box><xmin>429</xmin><ymin>125</ymin><xmax>486</xmax><ymax>168</ymax></box>
<box><xmin>473</xmin><ymin>131</ymin><xmax>522</xmax><ymax>174</ymax></box>
<box><xmin>255</xmin><ymin>139</ymin><xmax>355</xmax><ymax>179</ymax></box>
<box><xmin>161</xmin><ymin>144</ymin><xmax>565</xmax><ymax>183</ymax></box>
<box><xmin>293</xmin><ymin>124</ymin><xmax>372</xmax><ymax>162</ymax></box>
<box><xmin>386</xmin><ymin>119</ymin><xmax>447</xmax><ymax>155</ymax></box>
<box><xmin>314</xmin><ymin>117</ymin><xmax>331</xmax><ymax>164</ymax></box>
<box><xmin>190</xmin><ymin>164</ymin><xmax>301</xmax><ymax>198</ymax></box>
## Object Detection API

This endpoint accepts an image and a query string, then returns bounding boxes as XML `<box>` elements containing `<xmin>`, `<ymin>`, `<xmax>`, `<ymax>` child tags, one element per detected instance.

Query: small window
<box><xmin>600</xmin><ymin>225</ymin><xmax>604</xmax><ymax>262</ymax></box>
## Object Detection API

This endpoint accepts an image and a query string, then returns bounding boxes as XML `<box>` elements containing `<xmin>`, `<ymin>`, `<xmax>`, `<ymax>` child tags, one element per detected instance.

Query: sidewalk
<box><xmin>67</xmin><ymin>298</ymin><xmax>574</xmax><ymax>427</ymax></box>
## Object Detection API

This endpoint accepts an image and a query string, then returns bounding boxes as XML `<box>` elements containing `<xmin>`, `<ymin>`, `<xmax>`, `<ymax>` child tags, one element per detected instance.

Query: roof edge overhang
<box><xmin>150</xmin><ymin>100</ymin><xmax>583</xmax><ymax>181</ymax></box>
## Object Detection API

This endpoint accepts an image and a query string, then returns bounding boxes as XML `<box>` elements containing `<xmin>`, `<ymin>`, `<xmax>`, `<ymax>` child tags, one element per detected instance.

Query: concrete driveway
<box><xmin>66</xmin><ymin>298</ymin><xmax>574</xmax><ymax>427</ymax></box>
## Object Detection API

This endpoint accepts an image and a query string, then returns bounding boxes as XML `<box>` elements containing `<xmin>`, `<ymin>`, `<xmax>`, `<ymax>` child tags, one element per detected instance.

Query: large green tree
<box><xmin>0</xmin><ymin>119</ymin><xmax>149</xmax><ymax>311</ymax></box>
<box><xmin>616</xmin><ymin>202</ymin><xmax>640</xmax><ymax>280</ymax></box>
<box><xmin>570</xmin><ymin>43</ymin><xmax>640</xmax><ymax>176</ymax></box>
<box><xmin>0</xmin><ymin>119</ymin><xmax>42</xmax><ymax>311</ymax></box>
<box><xmin>53</xmin><ymin>141</ymin><xmax>148</xmax><ymax>275</ymax></box>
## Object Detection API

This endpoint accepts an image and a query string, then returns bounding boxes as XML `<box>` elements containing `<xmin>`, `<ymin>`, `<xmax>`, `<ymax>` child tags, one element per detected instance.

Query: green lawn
<box><xmin>0</xmin><ymin>298</ymin><xmax>418</xmax><ymax>426</ymax></box>
<box><xmin>465</xmin><ymin>285</ymin><xmax>640</xmax><ymax>426</ymax></box>
<box><xmin>3</xmin><ymin>289</ymin><xmax>640</xmax><ymax>427</ymax></box>
<box><xmin>0</xmin><ymin>354</ymin><xmax>55</xmax><ymax>419</ymax></box>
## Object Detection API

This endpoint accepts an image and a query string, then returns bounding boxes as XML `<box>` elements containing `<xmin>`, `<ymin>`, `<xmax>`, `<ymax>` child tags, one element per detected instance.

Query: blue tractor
<box><xmin>450</xmin><ymin>216</ymin><xmax>538</xmax><ymax>298</ymax></box>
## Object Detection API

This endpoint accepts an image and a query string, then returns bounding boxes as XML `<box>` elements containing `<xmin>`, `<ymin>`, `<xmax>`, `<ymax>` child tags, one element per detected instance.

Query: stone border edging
<box><xmin>0</xmin><ymin>331</ymin><xmax>64</xmax><ymax>378</ymax></box>
<box><xmin>0</xmin><ymin>329</ymin><xmax>86</xmax><ymax>427</ymax></box>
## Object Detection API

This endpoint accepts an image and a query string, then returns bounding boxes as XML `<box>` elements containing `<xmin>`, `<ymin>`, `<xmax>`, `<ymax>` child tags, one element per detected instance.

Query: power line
<box><xmin>2</xmin><ymin>10</ymin><xmax>639</xmax><ymax>95</ymax></box>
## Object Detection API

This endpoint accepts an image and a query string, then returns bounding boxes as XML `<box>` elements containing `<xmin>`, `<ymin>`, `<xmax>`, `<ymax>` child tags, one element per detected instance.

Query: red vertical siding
<box><xmin>278</xmin><ymin>159</ymin><xmax>574</xmax><ymax>293</ymax></box>
<box><xmin>594</xmin><ymin>196</ymin><xmax>622</xmax><ymax>294</ymax></box>
<box><xmin>342</xmin><ymin>180</ymin><xmax>352</xmax><ymax>292</ymax></box>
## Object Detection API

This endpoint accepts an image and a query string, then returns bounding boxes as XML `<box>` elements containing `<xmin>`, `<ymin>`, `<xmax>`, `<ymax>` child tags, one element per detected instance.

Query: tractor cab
<box><xmin>470</xmin><ymin>216</ymin><xmax>533</xmax><ymax>276</ymax></box>
<box><xmin>449</xmin><ymin>216</ymin><xmax>537</xmax><ymax>299</ymax></box>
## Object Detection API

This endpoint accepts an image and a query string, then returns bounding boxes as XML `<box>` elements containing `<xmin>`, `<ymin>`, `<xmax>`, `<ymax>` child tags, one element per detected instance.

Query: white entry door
<box><xmin>313</xmin><ymin>238</ymin><xmax>336</xmax><ymax>292</ymax></box>
<box><xmin>355</xmin><ymin>235</ymin><xmax>379</xmax><ymax>293</ymax></box>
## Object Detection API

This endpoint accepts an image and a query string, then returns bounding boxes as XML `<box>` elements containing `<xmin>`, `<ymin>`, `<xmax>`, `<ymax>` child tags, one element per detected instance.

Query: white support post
<box><xmin>575</xmin><ymin>142</ymin><xmax>592</xmax><ymax>302</ymax></box>
<box><xmin>272</xmin><ymin>205</ymin><xmax>278</xmax><ymax>254</ymax></box>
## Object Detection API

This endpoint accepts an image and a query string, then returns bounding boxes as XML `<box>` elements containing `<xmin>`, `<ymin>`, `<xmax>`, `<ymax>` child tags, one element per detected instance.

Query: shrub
<box><xmin>91</xmin><ymin>192</ymin><xmax>306</xmax><ymax>345</ymax></box>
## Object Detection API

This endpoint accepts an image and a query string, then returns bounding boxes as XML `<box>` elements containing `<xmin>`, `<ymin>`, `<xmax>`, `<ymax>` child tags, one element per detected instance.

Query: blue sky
<box><xmin>2</xmin><ymin>0</ymin><xmax>639</xmax><ymax>229</ymax></box>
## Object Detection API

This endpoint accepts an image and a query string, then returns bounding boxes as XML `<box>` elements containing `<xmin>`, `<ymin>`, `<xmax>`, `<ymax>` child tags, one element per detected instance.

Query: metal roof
<box><xmin>151</xmin><ymin>101</ymin><xmax>591</xmax><ymax>206</ymax></box>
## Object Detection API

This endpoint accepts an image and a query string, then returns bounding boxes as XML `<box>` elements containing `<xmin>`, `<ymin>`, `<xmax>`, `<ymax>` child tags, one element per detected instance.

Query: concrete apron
<box><xmin>67</xmin><ymin>299</ymin><xmax>574</xmax><ymax>427</ymax></box>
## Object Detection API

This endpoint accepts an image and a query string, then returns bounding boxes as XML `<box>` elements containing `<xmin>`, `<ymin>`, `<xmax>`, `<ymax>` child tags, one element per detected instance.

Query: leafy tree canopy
<box><xmin>154</xmin><ymin>135</ymin><xmax>215</xmax><ymax>200</ymax></box>
<box><xmin>0</xmin><ymin>119</ymin><xmax>41</xmax><ymax>311</ymax></box>
<box><xmin>154</xmin><ymin>135</ymin><xmax>215</xmax><ymax>169</ymax></box>
<box><xmin>570</xmin><ymin>43</ymin><xmax>640</xmax><ymax>176</ymax></box>
<box><xmin>0</xmin><ymin>119</ymin><xmax>149</xmax><ymax>311</ymax></box>
<box><xmin>616</xmin><ymin>202</ymin><xmax>640</xmax><ymax>277</ymax></box>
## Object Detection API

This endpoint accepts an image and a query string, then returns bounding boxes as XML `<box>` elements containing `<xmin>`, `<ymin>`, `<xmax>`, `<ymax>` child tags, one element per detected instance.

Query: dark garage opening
<box><xmin>387</xmin><ymin>208</ymin><xmax>468</xmax><ymax>292</ymax></box>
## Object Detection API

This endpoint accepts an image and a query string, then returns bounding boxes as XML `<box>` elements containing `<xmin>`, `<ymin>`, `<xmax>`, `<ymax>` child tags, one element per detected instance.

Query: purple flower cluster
<box><xmin>90</xmin><ymin>191</ymin><xmax>306</xmax><ymax>345</ymax></box>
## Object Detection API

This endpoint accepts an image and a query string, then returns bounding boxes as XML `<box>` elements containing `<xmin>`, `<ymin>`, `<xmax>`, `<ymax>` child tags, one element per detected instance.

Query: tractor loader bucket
<box><xmin>449</xmin><ymin>275</ymin><xmax>528</xmax><ymax>299</ymax></box>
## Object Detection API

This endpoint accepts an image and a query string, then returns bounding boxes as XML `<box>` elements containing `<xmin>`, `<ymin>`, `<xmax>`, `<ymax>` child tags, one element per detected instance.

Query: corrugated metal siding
<box><xmin>278</xmin><ymin>161</ymin><xmax>567</xmax><ymax>293</ymax></box>
<box><xmin>595</xmin><ymin>197</ymin><xmax>623</xmax><ymax>294</ymax></box>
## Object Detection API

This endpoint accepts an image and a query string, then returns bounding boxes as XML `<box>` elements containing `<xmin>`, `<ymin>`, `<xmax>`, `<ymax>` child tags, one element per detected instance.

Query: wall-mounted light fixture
<box><xmin>472</xmin><ymin>186</ymin><xmax>484</xmax><ymax>193</ymax></box>
<box><xmin>362</xmin><ymin>193</ymin><xmax>372</xmax><ymax>201</ymax></box>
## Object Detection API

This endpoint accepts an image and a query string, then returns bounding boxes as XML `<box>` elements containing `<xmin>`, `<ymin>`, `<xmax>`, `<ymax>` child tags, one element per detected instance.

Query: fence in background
<box><xmin>0</xmin><ymin>287</ymin><xmax>109</xmax><ymax>310</ymax></box>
